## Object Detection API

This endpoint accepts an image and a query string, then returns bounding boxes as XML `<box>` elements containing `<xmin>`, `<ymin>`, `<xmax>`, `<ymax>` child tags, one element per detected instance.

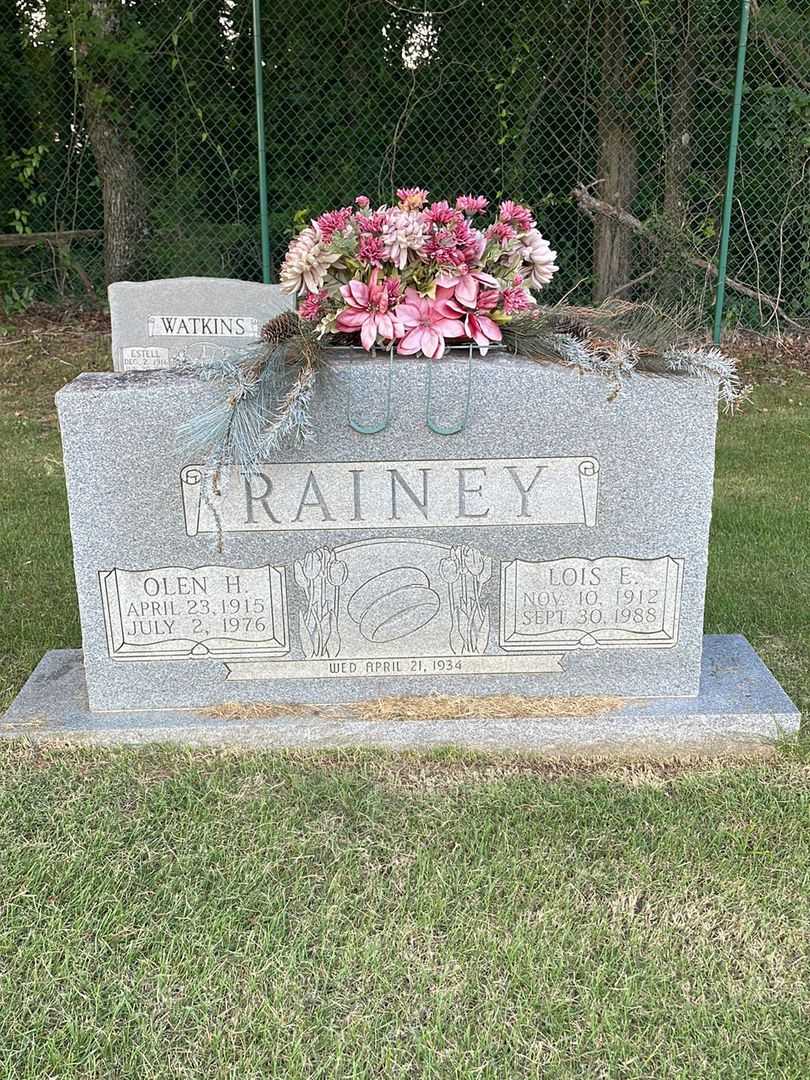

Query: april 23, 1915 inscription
<box><xmin>500</xmin><ymin>555</ymin><xmax>684</xmax><ymax>652</ymax></box>
<box><xmin>99</xmin><ymin>564</ymin><xmax>289</xmax><ymax>661</ymax></box>
<box><xmin>181</xmin><ymin>456</ymin><xmax>600</xmax><ymax>535</ymax></box>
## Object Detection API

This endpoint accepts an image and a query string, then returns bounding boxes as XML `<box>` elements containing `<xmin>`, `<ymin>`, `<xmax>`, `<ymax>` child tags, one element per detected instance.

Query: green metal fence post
<box><xmin>713</xmin><ymin>0</ymin><xmax>751</xmax><ymax>343</ymax></box>
<box><xmin>253</xmin><ymin>0</ymin><xmax>271</xmax><ymax>283</ymax></box>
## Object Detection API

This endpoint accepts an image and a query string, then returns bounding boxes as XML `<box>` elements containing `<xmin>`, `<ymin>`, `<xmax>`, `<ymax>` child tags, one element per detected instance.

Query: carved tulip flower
<box><xmin>463</xmin><ymin>547</ymin><xmax>485</xmax><ymax>577</ymax></box>
<box><xmin>329</xmin><ymin>560</ymin><xmax>348</xmax><ymax>587</ymax></box>
<box><xmin>439</xmin><ymin>557</ymin><xmax>460</xmax><ymax>584</ymax></box>
<box><xmin>293</xmin><ymin>560</ymin><xmax>307</xmax><ymax>589</ymax></box>
<box><xmin>302</xmin><ymin>550</ymin><xmax>322</xmax><ymax>581</ymax></box>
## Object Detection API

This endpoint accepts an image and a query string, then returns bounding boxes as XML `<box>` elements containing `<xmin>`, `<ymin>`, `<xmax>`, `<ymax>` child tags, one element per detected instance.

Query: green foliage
<box><xmin>0</xmin><ymin>0</ymin><xmax>807</xmax><ymax>321</ymax></box>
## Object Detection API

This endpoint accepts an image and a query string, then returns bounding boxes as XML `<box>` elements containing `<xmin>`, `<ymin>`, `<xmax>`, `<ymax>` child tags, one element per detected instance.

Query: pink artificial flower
<box><xmin>354</xmin><ymin>195</ymin><xmax>371</xmax><ymax>209</ymax></box>
<box><xmin>315</xmin><ymin>206</ymin><xmax>353</xmax><ymax>242</ymax></box>
<box><xmin>462</xmin><ymin>288</ymin><xmax>503</xmax><ymax>354</ymax></box>
<box><xmin>396</xmin><ymin>186</ymin><xmax>429</xmax><ymax>210</ymax></box>
<box><xmin>358</xmin><ymin>234</ymin><xmax>386</xmax><ymax>266</ymax></box>
<box><xmin>335</xmin><ymin>273</ymin><xmax>401</xmax><ymax>351</ymax></box>
<box><xmin>423</xmin><ymin>200</ymin><xmax>462</xmax><ymax>227</ymax></box>
<box><xmin>355</xmin><ymin>210</ymin><xmax>389</xmax><ymax>235</ymax></box>
<box><xmin>485</xmin><ymin>221</ymin><xmax>516</xmax><ymax>245</ymax></box>
<box><xmin>424</xmin><ymin>216</ymin><xmax>482</xmax><ymax>269</ymax></box>
<box><xmin>501</xmin><ymin>282</ymin><xmax>535</xmax><ymax>315</ymax></box>
<box><xmin>380</xmin><ymin>207</ymin><xmax>426</xmax><ymax>269</ymax></box>
<box><xmin>435</xmin><ymin>268</ymin><xmax>500</xmax><ymax>309</ymax></box>
<box><xmin>298</xmin><ymin>289</ymin><xmax>328</xmax><ymax>321</ymax></box>
<box><xmin>456</xmin><ymin>194</ymin><xmax>489</xmax><ymax>215</ymax></box>
<box><xmin>384</xmin><ymin>277</ymin><xmax>402</xmax><ymax>305</ymax></box>
<box><xmin>394</xmin><ymin>286</ymin><xmax>465</xmax><ymax>359</ymax></box>
<box><xmin>498</xmin><ymin>200</ymin><xmax>535</xmax><ymax>233</ymax></box>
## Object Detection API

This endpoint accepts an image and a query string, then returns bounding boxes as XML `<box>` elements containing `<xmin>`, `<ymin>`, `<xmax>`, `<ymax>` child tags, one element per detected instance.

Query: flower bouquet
<box><xmin>180</xmin><ymin>187</ymin><xmax>746</xmax><ymax>498</ymax></box>
<box><xmin>279</xmin><ymin>188</ymin><xmax>558</xmax><ymax>357</ymax></box>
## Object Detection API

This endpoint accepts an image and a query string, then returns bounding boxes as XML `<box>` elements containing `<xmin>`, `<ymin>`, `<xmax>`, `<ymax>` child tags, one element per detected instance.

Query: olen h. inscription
<box><xmin>99</xmin><ymin>564</ymin><xmax>289</xmax><ymax>661</ymax></box>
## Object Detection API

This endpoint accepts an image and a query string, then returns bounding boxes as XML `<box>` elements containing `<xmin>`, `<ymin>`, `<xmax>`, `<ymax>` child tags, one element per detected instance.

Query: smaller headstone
<box><xmin>109</xmin><ymin>277</ymin><xmax>294</xmax><ymax>372</ymax></box>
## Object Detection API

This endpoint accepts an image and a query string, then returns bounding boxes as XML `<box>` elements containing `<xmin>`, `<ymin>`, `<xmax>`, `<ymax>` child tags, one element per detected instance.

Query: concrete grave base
<box><xmin>2</xmin><ymin>636</ymin><xmax>800</xmax><ymax>756</ymax></box>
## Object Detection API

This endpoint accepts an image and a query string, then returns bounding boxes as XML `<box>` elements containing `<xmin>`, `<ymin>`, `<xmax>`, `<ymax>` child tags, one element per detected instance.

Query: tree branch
<box><xmin>572</xmin><ymin>184</ymin><xmax>806</xmax><ymax>330</ymax></box>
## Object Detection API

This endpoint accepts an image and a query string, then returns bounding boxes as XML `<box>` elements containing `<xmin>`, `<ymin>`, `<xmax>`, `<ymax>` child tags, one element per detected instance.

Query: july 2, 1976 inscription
<box><xmin>99</xmin><ymin>564</ymin><xmax>288</xmax><ymax>661</ymax></box>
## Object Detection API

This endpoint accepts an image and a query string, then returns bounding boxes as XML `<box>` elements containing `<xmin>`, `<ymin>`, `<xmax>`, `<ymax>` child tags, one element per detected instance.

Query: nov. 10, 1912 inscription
<box><xmin>180</xmin><ymin>456</ymin><xmax>601</xmax><ymax>535</ymax></box>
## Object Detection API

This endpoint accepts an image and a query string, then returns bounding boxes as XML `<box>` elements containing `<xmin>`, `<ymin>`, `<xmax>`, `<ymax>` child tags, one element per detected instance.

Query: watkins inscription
<box><xmin>500</xmin><ymin>555</ymin><xmax>684</xmax><ymax>652</ymax></box>
<box><xmin>181</xmin><ymin>456</ymin><xmax>600</xmax><ymax>535</ymax></box>
<box><xmin>99</xmin><ymin>564</ymin><xmax>289</xmax><ymax>660</ymax></box>
<box><xmin>147</xmin><ymin>315</ymin><xmax>259</xmax><ymax>338</ymax></box>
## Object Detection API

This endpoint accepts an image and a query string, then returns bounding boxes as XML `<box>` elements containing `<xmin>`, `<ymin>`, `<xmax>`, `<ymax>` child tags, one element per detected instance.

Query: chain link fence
<box><xmin>2</xmin><ymin>1</ymin><xmax>808</xmax><ymax>331</ymax></box>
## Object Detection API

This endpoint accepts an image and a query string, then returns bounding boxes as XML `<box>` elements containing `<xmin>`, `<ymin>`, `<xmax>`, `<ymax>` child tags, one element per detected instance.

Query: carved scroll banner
<box><xmin>99</xmin><ymin>564</ymin><xmax>288</xmax><ymax>661</ymax></box>
<box><xmin>499</xmin><ymin>555</ymin><xmax>684</xmax><ymax>652</ymax></box>
<box><xmin>180</xmin><ymin>456</ymin><xmax>600</xmax><ymax>536</ymax></box>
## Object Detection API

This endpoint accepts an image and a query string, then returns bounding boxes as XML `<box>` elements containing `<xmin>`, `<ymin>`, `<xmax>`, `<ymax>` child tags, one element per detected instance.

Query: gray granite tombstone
<box><xmin>4</xmin><ymin>352</ymin><xmax>799</xmax><ymax>750</ymax></box>
<box><xmin>109</xmin><ymin>277</ymin><xmax>293</xmax><ymax>372</ymax></box>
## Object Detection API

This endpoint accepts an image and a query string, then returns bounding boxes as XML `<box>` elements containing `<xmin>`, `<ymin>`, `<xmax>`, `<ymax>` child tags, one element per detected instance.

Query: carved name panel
<box><xmin>147</xmin><ymin>315</ymin><xmax>260</xmax><ymax>338</ymax></box>
<box><xmin>499</xmin><ymin>555</ymin><xmax>684</xmax><ymax>652</ymax></box>
<box><xmin>181</xmin><ymin>456</ymin><xmax>600</xmax><ymax>535</ymax></box>
<box><xmin>99</xmin><ymin>564</ymin><xmax>288</xmax><ymax>661</ymax></box>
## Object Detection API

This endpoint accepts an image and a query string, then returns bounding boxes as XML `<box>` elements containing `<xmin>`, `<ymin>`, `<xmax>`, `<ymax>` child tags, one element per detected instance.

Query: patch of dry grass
<box><xmin>209</xmin><ymin>692</ymin><xmax>626</xmax><ymax>723</ymax></box>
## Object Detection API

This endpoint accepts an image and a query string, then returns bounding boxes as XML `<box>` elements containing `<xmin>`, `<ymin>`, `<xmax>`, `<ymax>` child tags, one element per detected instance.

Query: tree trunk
<box><xmin>592</xmin><ymin>3</ymin><xmax>638</xmax><ymax>302</ymax></box>
<box><xmin>81</xmin><ymin>1</ymin><xmax>145</xmax><ymax>285</ymax></box>
<box><xmin>85</xmin><ymin>106</ymin><xmax>145</xmax><ymax>284</ymax></box>
<box><xmin>662</xmin><ymin>0</ymin><xmax>696</xmax><ymax>296</ymax></box>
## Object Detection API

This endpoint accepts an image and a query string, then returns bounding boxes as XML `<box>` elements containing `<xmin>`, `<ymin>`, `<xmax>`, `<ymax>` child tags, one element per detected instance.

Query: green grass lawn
<box><xmin>0</xmin><ymin>331</ymin><xmax>809</xmax><ymax>1077</ymax></box>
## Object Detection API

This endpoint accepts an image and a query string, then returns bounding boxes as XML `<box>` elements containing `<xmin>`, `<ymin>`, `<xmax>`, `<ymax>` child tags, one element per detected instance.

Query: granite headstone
<box><xmin>109</xmin><ymin>276</ymin><xmax>293</xmax><ymax>372</ymax></box>
<box><xmin>55</xmin><ymin>352</ymin><xmax>722</xmax><ymax>712</ymax></box>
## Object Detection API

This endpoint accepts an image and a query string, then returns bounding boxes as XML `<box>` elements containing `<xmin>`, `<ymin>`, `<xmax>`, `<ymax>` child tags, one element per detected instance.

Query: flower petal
<box><xmin>348</xmin><ymin>280</ymin><xmax>369</xmax><ymax>307</ymax></box>
<box><xmin>477</xmin><ymin>315</ymin><xmax>502</xmax><ymax>341</ymax></box>
<box><xmin>335</xmin><ymin>309</ymin><xmax>368</xmax><ymax>331</ymax></box>
<box><xmin>394</xmin><ymin>303</ymin><xmax>422</xmax><ymax>326</ymax></box>
<box><xmin>376</xmin><ymin>314</ymin><xmax>395</xmax><ymax>340</ymax></box>
<box><xmin>454</xmin><ymin>275</ymin><xmax>479</xmax><ymax>308</ymax></box>
<box><xmin>397</xmin><ymin>327</ymin><xmax>424</xmax><ymax>354</ymax></box>
<box><xmin>422</xmin><ymin>328</ymin><xmax>443</xmax><ymax>358</ymax></box>
<box><xmin>433</xmin><ymin>318</ymin><xmax>465</xmax><ymax>338</ymax></box>
<box><xmin>360</xmin><ymin>315</ymin><xmax>378</xmax><ymax>352</ymax></box>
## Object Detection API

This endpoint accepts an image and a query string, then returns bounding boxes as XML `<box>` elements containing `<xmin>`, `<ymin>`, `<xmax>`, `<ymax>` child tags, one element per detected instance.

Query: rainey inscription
<box><xmin>181</xmin><ymin>456</ymin><xmax>600</xmax><ymax>535</ymax></box>
<box><xmin>147</xmin><ymin>315</ymin><xmax>260</xmax><ymax>338</ymax></box>
<box><xmin>499</xmin><ymin>555</ymin><xmax>684</xmax><ymax>652</ymax></box>
<box><xmin>99</xmin><ymin>564</ymin><xmax>288</xmax><ymax>660</ymax></box>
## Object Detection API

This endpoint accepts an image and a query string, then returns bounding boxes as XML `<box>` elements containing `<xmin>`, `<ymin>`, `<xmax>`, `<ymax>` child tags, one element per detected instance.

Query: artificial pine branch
<box><xmin>502</xmin><ymin>300</ymin><xmax>746</xmax><ymax>407</ymax></box>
